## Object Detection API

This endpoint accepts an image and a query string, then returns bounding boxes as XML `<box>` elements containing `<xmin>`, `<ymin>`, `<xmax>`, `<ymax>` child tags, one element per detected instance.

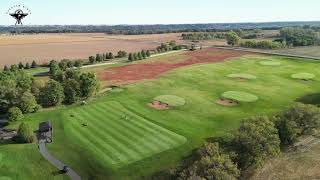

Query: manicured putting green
<box><xmin>259</xmin><ymin>60</ymin><xmax>281</xmax><ymax>66</ymax></box>
<box><xmin>291</xmin><ymin>73</ymin><xmax>315</xmax><ymax>80</ymax></box>
<box><xmin>222</xmin><ymin>91</ymin><xmax>258</xmax><ymax>102</ymax></box>
<box><xmin>227</xmin><ymin>73</ymin><xmax>257</xmax><ymax>80</ymax></box>
<box><xmin>153</xmin><ymin>95</ymin><xmax>186</xmax><ymax>107</ymax></box>
<box><xmin>65</xmin><ymin>101</ymin><xmax>187</xmax><ymax>167</ymax></box>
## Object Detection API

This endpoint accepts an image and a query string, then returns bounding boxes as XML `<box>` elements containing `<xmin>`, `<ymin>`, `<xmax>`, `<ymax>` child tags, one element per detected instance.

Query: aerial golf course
<box><xmin>2</xmin><ymin>50</ymin><xmax>320</xmax><ymax>179</ymax></box>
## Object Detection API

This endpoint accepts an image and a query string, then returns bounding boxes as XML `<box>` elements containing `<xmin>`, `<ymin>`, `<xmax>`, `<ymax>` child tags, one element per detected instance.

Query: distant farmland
<box><xmin>0</xmin><ymin>33</ymin><xmax>182</xmax><ymax>67</ymax></box>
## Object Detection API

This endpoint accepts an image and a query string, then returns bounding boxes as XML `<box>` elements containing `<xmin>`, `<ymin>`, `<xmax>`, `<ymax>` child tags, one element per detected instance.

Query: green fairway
<box><xmin>3</xmin><ymin>51</ymin><xmax>320</xmax><ymax>179</ymax></box>
<box><xmin>0</xmin><ymin>144</ymin><xmax>67</xmax><ymax>180</ymax></box>
<box><xmin>64</xmin><ymin>101</ymin><xmax>186</xmax><ymax>167</ymax></box>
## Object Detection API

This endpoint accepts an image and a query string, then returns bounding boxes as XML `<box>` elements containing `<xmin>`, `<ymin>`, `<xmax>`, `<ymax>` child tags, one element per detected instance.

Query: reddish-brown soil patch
<box><xmin>148</xmin><ymin>100</ymin><xmax>169</xmax><ymax>110</ymax></box>
<box><xmin>99</xmin><ymin>48</ymin><xmax>251</xmax><ymax>84</ymax></box>
<box><xmin>215</xmin><ymin>99</ymin><xmax>238</xmax><ymax>106</ymax></box>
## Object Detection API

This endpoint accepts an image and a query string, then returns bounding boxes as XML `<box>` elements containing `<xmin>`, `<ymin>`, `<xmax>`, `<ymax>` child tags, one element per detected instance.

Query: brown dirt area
<box><xmin>215</xmin><ymin>99</ymin><xmax>238</xmax><ymax>106</ymax></box>
<box><xmin>0</xmin><ymin>33</ymin><xmax>184</xmax><ymax>67</ymax></box>
<box><xmin>99</xmin><ymin>48</ymin><xmax>251</xmax><ymax>85</ymax></box>
<box><xmin>148</xmin><ymin>100</ymin><xmax>169</xmax><ymax>110</ymax></box>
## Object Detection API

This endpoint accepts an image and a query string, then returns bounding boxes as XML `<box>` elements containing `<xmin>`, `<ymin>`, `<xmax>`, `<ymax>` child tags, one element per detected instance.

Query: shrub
<box><xmin>233</xmin><ymin>116</ymin><xmax>280</xmax><ymax>169</ymax></box>
<box><xmin>40</xmin><ymin>80</ymin><xmax>65</xmax><ymax>107</ymax></box>
<box><xmin>16</xmin><ymin>123</ymin><xmax>35</xmax><ymax>143</ymax></box>
<box><xmin>275</xmin><ymin>103</ymin><xmax>320</xmax><ymax>146</ymax></box>
<box><xmin>7</xmin><ymin>107</ymin><xmax>24</xmax><ymax>122</ymax></box>
<box><xmin>18</xmin><ymin>92</ymin><xmax>39</xmax><ymax>113</ymax></box>
<box><xmin>175</xmin><ymin>143</ymin><xmax>240</xmax><ymax>180</ymax></box>
<box><xmin>240</xmin><ymin>40</ymin><xmax>286</xmax><ymax>49</ymax></box>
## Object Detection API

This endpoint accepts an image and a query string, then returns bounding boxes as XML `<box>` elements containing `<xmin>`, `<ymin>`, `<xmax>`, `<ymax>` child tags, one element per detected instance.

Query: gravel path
<box><xmin>39</xmin><ymin>140</ymin><xmax>81</xmax><ymax>180</ymax></box>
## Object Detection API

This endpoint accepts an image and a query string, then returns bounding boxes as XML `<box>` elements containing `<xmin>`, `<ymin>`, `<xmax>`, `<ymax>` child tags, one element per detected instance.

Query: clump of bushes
<box><xmin>170</xmin><ymin>103</ymin><xmax>320</xmax><ymax>179</ymax></box>
<box><xmin>128</xmin><ymin>50</ymin><xmax>151</xmax><ymax>61</ymax></box>
<box><xmin>240</xmin><ymin>40</ymin><xmax>286</xmax><ymax>49</ymax></box>
<box><xmin>7</xmin><ymin>107</ymin><xmax>24</xmax><ymax>122</ymax></box>
<box><xmin>16</xmin><ymin>122</ymin><xmax>35</xmax><ymax>143</ymax></box>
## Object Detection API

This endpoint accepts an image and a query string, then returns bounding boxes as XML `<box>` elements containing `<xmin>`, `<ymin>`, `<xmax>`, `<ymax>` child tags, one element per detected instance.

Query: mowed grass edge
<box><xmin>63</xmin><ymin>101</ymin><xmax>187</xmax><ymax>168</ymax></box>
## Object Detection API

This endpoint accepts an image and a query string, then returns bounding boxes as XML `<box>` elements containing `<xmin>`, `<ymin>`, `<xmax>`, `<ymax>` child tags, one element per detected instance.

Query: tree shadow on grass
<box><xmin>296</xmin><ymin>93</ymin><xmax>320</xmax><ymax>105</ymax></box>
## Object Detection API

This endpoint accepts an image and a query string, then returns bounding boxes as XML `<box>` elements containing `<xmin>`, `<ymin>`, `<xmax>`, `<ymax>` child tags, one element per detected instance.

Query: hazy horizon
<box><xmin>1</xmin><ymin>0</ymin><xmax>320</xmax><ymax>25</ymax></box>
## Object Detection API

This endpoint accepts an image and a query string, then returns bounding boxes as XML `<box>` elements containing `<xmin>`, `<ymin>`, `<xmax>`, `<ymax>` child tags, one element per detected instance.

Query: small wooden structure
<box><xmin>39</xmin><ymin>121</ymin><xmax>53</xmax><ymax>143</ymax></box>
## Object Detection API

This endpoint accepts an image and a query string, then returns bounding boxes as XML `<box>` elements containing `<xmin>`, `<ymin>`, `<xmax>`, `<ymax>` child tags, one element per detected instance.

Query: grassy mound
<box><xmin>153</xmin><ymin>95</ymin><xmax>186</xmax><ymax>107</ymax></box>
<box><xmin>227</xmin><ymin>73</ymin><xmax>257</xmax><ymax>80</ymax></box>
<box><xmin>259</xmin><ymin>60</ymin><xmax>281</xmax><ymax>66</ymax></box>
<box><xmin>222</xmin><ymin>91</ymin><xmax>258</xmax><ymax>103</ymax></box>
<box><xmin>291</xmin><ymin>73</ymin><xmax>315</xmax><ymax>80</ymax></box>
<box><xmin>110</xmin><ymin>88</ymin><xmax>124</xmax><ymax>93</ymax></box>
<box><xmin>65</xmin><ymin>101</ymin><xmax>187</xmax><ymax>167</ymax></box>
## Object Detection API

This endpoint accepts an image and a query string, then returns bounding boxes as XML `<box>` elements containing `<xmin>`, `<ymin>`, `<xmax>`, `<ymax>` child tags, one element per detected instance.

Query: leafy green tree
<box><xmin>89</xmin><ymin>56</ymin><xmax>96</xmax><ymax>64</ymax></box>
<box><xmin>17</xmin><ymin>123</ymin><xmax>35</xmax><ymax>143</ymax></box>
<box><xmin>18</xmin><ymin>92</ymin><xmax>39</xmax><ymax>113</ymax></box>
<box><xmin>31</xmin><ymin>80</ymin><xmax>45</xmax><ymax>103</ymax></box>
<box><xmin>96</xmin><ymin>54</ymin><xmax>102</xmax><ymax>62</ymax></box>
<box><xmin>234</xmin><ymin>116</ymin><xmax>280</xmax><ymax>169</ymax></box>
<box><xmin>133</xmin><ymin>53</ymin><xmax>138</xmax><ymax>60</ymax></box>
<box><xmin>141</xmin><ymin>50</ymin><xmax>147</xmax><ymax>59</ymax></box>
<box><xmin>31</xmin><ymin>60</ymin><xmax>38</xmax><ymax>68</ymax></box>
<box><xmin>49</xmin><ymin>60</ymin><xmax>60</xmax><ymax>76</ymax></box>
<box><xmin>79</xmin><ymin>72</ymin><xmax>99</xmax><ymax>98</ymax></box>
<box><xmin>7</xmin><ymin>107</ymin><xmax>24</xmax><ymax>122</ymax></box>
<box><xmin>18</xmin><ymin>62</ymin><xmax>24</xmax><ymax>69</ymax></box>
<box><xmin>67</xmin><ymin>60</ymin><xmax>74</xmax><ymax>68</ymax></box>
<box><xmin>63</xmin><ymin>79</ymin><xmax>81</xmax><ymax>104</ymax></box>
<box><xmin>275</xmin><ymin>103</ymin><xmax>320</xmax><ymax>145</ymax></box>
<box><xmin>74</xmin><ymin>60</ymin><xmax>83</xmax><ymax>68</ymax></box>
<box><xmin>25</xmin><ymin>62</ymin><xmax>30</xmax><ymax>69</ymax></box>
<box><xmin>138</xmin><ymin>52</ymin><xmax>143</xmax><ymax>60</ymax></box>
<box><xmin>10</xmin><ymin>64</ymin><xmax>18</xmax><ymax>72</ymax></box>
<box><xmin>58</xmin><ymin>60</ymin><xmax>69</xmax><ymax>71</ymax></box>
<box><xmin>3</xmin><ymin>65</ymin><xmax>9</xmax><ymax>71</ymax></box>
<box><xmin>102</xmin><ymin>53</ymin><xmax>106</xmax><ymax>60</ymax></box>
<box><xmin>177</xmin><ymin>143</ymin><xmax>240</xmax><ymax>180</ymax></box>
<box><xmin>15</xmin><ymin>70</ymin><xmax>33</xmax><ymax>90</ymax></box>
<box><xmin>40</xmin><ymin>80</ymin><xmax>65</xmax><ymax>107</ymax></box>
<box><xmin>128</xmin><ymin>53</ymin><xmax>134</xmax><ymax>61</ymax></box>
<box><xmin>226</xmin><ymin>31</ymin><xmax>241</xmax><ymax>46</ymax></box>
<box><xmin>146</xmin><ymin>50</ymin><xmax>151</xmax><ymax>57</ymax></box>
<box><xmin>108</xmin><ymin>52</ymin><xmax>114</xmax><ymax>59</ymax></box>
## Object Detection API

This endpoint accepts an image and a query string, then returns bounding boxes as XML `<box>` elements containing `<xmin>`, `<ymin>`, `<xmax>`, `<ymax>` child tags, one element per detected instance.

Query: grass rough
<box><xmin>222</xmin><ymin>91</ymin><xmax>258</xmax><ymax>102</ymax></box>
<box><xmin>153</xmin><ymin>95</ymin><xmax>186</xmax><ymax>107</ymax></box>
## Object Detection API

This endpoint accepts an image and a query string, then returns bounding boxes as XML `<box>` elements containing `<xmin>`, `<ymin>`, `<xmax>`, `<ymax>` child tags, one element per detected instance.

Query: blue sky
<box><xmin>1</xmin><ymin>0</ymin><xmax>319</xmax><ymax>25</ymax></box>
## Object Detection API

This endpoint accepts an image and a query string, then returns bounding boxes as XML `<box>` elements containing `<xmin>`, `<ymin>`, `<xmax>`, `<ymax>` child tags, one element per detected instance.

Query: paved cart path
<box><xmin>39</xmin><ymin>140</ymin><xmax>81</xmax><ymax>180</ymax></box>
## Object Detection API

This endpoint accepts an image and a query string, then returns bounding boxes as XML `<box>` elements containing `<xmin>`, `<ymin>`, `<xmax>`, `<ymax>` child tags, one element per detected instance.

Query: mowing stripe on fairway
<box><xmin>68</xmin><ymin>116</ymin><xmax>131</xmax><ymax>163</ymax></box>
<box><xmin>106</xmin><ymin>103</ymin><xmax>185</xmax><ymax>142</ymax></box>
<box><xmin>73</xmin><ymin>108</ymin><xmax>143</xmax><ymax>161</ymax></box>
<box><xmin>64</xmin><ymin>101</ymin><xmax>187</xmax><ymax>166</ymax></box>
<box><xmin>92</xmin><ymin>105</ymin><xmax>169</xmax><ymax>152</ymax></box>
<box><xmin>78</xmin><ymin>106</ymin><xmax>160</xmax><ymax>156</ymax></box>
<box><xmin>100</xmin><ymin>103</ymin><xmax>182</xmax><ymax>146</ymax></box>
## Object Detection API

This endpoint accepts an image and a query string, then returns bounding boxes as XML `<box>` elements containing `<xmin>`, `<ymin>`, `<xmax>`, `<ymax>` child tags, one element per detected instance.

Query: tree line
<box><xmin>225</xmin><ymin>27</ymin><xmax>320</xmax><ymax>49</ymax></box>
<box><xmin>169</xmin><ymin>103</ymin><xmax>320</xmax><ymax>179</ymax></box>
<box><xmin>2</xmin><ymin>22</ymin><xmax>320</xmax><ymax>35</ymax></box>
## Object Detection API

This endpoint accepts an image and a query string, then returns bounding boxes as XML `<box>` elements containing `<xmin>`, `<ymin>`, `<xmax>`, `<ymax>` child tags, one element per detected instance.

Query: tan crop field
<box><xmin>0</xmin><ymin>33</ymin><xmax>183</xmax><ymax>67</ymax></box>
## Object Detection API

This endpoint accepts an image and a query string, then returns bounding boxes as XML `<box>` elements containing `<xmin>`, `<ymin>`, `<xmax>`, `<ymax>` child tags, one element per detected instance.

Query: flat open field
<box><xmin>4</xmin><ymin>48</ymin><xmax>320</xmax><ymax>179</ymax></box>
<box><xmin>271</xmin><ymin>46</ymin><xmax>320</xmax><ymax>58</ymax></box>
<box><xmin>0</xmin><ymin>33</ymin><xmax>183</xmax><ymax>67</ymax></box>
